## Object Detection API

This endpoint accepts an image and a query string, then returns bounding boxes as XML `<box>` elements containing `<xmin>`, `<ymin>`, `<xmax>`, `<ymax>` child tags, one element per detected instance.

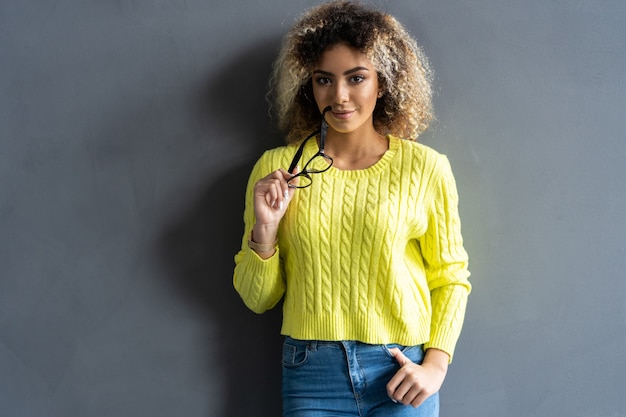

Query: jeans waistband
<box><xmin>296</xmin><ymin>339</ymin><xmax>370</xmax><ymax>352</ymax></box>
<box><xmin>307</xmin><ymin>340</ymin><xmax>340</xmax><ymax>351</ymax></box>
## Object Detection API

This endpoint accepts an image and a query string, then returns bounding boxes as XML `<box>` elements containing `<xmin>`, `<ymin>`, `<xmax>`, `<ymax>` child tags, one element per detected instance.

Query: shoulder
<box><xmin>252</xmin><ymin>144</ymin><xmax>299</xmax><ymax>173</ymax></box>
<box><xmin>258</xmin><ymin>144</ymin><xmax>296</xmax><ymax>162</ymax></box>
<box><xmin>391</xmin><ymin>135</ymin><xmax>449</xmax><ymax>174</ymax></box>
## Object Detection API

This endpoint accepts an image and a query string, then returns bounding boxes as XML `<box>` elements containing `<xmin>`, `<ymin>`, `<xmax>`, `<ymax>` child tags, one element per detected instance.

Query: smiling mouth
<box><xmin>332</xmin><ymin>110</ymin><xmax>355</xmax><ymax>120</ymax></box>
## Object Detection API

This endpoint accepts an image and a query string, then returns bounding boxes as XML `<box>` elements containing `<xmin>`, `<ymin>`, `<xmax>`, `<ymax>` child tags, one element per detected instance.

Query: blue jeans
<box><xmin>282</xmin><ymin>337</ymin><xmax>439</xmax><ymax>417</ymax></box>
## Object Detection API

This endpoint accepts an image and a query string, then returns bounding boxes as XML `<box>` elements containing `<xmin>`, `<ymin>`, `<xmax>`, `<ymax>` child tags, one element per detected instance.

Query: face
<box><xmin>311</xmin><ymin>43</ymin><xmax>381</xmax><ymax>136</ymax></box>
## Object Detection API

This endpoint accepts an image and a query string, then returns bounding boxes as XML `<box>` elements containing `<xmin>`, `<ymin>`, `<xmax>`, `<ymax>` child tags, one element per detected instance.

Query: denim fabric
<box><xmin>282</xmin><ymin>337</ymin><xmax>439</xmax><ymax>417</ymax></box>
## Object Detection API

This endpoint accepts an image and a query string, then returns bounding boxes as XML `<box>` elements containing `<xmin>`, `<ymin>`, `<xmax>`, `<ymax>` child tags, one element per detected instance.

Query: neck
<box><xmin>325</xmin><ymin>124</ymin><xmax>379</xmax><ymax>152</ymax></box>
<box><xmin>324</xmin><ymin>127</ymin><xmax>388</xmax><ymax>170</ymax></box>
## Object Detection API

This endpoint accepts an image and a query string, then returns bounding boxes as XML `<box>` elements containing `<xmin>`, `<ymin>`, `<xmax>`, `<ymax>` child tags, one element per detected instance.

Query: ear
<box><xmin>376</xmin><ymin>73</ymin><xmax>386</xmax><ymax>98</ymax></box>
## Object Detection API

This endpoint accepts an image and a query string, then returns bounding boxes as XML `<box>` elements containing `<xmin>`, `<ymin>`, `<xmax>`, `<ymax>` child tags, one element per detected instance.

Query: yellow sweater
<box><xmin>234</xmin><ymin>135</ymin><xmax>471</xmax><ymax>359</ymax></box>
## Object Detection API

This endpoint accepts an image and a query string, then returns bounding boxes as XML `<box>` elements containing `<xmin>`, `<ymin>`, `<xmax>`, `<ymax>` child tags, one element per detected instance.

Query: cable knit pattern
<box><xmin>339</xmin><ymin>179</ymin><xmax>357</xmax><ymax>315</ymax></box>
<box><xmin>233</xmin><ymin>135</ymin><xmax>471</xmax><ymax>360</ymax></box>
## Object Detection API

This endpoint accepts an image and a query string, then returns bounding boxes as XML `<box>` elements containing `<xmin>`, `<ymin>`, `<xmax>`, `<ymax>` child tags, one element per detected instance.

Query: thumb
<box><xmin>390</xmin><ymin>348</ymin><xmax>410</xmax><ymax>367</ymax></box>
<box><xmin>289</xmin><ymin>165</ymin><xmax>300</xmax><ymax>188</ymax></box>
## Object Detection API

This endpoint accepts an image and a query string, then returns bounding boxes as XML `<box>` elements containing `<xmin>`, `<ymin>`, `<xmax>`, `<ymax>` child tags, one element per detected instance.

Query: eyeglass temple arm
<box><xmin>288</xmin><ymin>130</ymin><xmax>317</xmax><ymax>173</ymax></box>
<box><xmin>319</xmin><ymin>106</ymin><xmax>331</xmax><ymax>152</ymax></box>
<box><xmin>287</xmin><ymin>106</ymin><xmax>331</xmax><ymax>174</ymax></box>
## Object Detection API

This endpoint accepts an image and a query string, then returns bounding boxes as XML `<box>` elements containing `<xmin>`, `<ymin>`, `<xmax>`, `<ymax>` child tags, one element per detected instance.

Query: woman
<box><xmin>233</xmin><ymin>2</ymin><xmax>471</xmax><ymax>416</ymax></box>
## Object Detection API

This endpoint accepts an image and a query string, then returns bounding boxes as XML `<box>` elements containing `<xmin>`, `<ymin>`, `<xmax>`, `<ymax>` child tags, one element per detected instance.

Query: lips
<box><xmin>331</xmin><ymin>110</ymin><xmax>355</xmax><ymax>120</ymax></box>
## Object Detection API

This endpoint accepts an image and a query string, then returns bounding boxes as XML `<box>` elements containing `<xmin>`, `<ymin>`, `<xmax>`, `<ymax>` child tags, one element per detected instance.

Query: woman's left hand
<box><xmin>386</xmin><ymin>348</ymin><xmax>449</xmax><ymax>408</ymax></box>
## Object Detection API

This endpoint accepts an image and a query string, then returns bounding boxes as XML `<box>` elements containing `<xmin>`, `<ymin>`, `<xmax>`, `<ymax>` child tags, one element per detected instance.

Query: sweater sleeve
<box><xmin>233</xmin><ymin>153</ymin><xmax>286</xmax><ymax>314</ymax></box>
<box><xmin>420</xmin><ymin>154</ymin><xmax>471</xmax><ymax>361</ymax></box>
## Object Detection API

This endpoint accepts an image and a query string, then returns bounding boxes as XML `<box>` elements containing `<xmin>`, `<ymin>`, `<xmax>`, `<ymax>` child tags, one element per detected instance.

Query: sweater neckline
<box><xmin>303</xmin><ymin>134</ymin><xmax>400</xmax><ymax>180</ymax></box>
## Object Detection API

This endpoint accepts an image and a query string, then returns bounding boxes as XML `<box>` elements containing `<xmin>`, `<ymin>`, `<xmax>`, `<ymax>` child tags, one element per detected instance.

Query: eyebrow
<box><xmin>313</xmin><ymin>66</ymin><xmax>370</xmax><ymax>76</ymax></box>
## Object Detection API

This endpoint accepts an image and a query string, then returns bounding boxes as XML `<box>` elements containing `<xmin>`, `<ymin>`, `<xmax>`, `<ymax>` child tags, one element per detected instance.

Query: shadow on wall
<box><xmin>159</xmin><ymin>36</ymin><xmax>286</xmax><ymax>417</ymax></box>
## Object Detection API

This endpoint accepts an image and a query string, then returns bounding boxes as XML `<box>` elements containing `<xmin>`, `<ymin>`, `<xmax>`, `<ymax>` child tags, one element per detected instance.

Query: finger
<box><xmin>390</xmin><ymin>347</ymin><xmax>410</xmax><ymax>367</ymax></box>
<box><xmin>293</xmin><ymin>165</ymin><xmax>300</xmax><ymax>183</ymax></box>
<box><xmin>401</xmin><ymin>383</ymin><xmax>424</xmax><ymax>407</ymax></box>
<box><xmin>264</xmin><ymin>188</ymin><xmax>275</xmax><ymax>208</ymax></box>
<box><xmin>387</xmin><ymin>368</ymin><xmax>406</xmax><ymax>400</ymax></box>
<box><xmin>270</xmin><ymin>181</ymin><xmax>284</xmax><ymax>209</ymax></box>
<box><xmin>386</xmin><ymin>349</ymin><xmax>403</xmax><ymax>397</ymax></box>
<box><xmin>276</xmin><ymin>169</ymin><xmax>292</xmax><ymax>200</ymax></box>
<box><xmin>263</xmin><ymin>180</ymin><xmax>280</xmax><ymax>208</ymax></box>
<box><xmin>392</xmin><ymin>382</ymin><xmax>413</xmax><ymax>405</ymax></box>
<box><xmin>286</xmin><ymin>165</ymin><xmax>300</xmax><ymax>191</ymax></box>
<box><xmin>410</xmin><ymin>391</ymin><xmax>427</xmax><ymax>408</ymax></box>
<box><xmin>387</xmin><ymin>348</ymin><xmax>417</xmax><ymax>402</ymax></box>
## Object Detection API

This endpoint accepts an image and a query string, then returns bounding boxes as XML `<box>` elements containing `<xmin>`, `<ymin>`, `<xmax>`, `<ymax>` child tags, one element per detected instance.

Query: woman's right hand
<box><xmin>251</xmin><ymin>168</ymin><xmax>298</xmax><ymax>245</ymax></box>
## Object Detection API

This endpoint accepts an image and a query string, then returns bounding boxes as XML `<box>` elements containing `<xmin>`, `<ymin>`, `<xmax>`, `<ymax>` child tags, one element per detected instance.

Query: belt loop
<box><xmin>308</xmin><ymin>340</ymin><xmax>318</xmax><ymax>351</ymax></box>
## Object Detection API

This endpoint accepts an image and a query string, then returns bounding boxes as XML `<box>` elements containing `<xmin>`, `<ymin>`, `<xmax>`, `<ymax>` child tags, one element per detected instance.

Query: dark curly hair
<box><xmin>268</xmin><ymin>0</ymin><xmax>434</xmax><ymax>143</ymax></box>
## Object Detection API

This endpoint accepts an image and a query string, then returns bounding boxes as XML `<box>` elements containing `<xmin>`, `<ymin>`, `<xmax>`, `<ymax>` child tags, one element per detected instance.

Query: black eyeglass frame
<box><xmin>287</xmin><ymin>108</ymin><xmax>334</xmax><ymax>189</ymax></box>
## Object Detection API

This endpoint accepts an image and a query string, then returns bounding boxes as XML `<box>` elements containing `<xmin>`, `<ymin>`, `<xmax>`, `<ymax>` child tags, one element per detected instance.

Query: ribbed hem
<box><xmin>233</xmin><ymin>248</ymin><xmax>284</xmax><ymax>314</ymax></box>
<box><xmin>424</xmin><ymin>332</ymin><xmax>459</xmax><ymax>362</ymax></box>
<box><xmin>280</xmin><ymin>310</ymin><xmax>431</xmax><ymax>347</ymax></box>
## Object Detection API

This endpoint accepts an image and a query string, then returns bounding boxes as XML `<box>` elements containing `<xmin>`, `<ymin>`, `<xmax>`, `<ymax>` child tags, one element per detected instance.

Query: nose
<box><xmin>332</xmin><ymin>81</ymin><xmax>349</xmax><ymax>104</ymax></box>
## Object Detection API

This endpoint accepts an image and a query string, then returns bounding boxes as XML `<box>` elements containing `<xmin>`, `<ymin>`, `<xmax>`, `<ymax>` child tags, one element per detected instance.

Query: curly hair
<box><xmin>268</xmin><ymin>0</ymin><xmax>434</xmax><ymax>143</ymax></box>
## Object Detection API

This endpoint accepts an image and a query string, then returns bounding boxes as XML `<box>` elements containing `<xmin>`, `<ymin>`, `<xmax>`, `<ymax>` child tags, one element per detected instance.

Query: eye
<box><xmin>315</xmin><ymin>77</ymin><xmax>332</xmax><ymax>85</ymax></box>
<box><xmin>350</xmin><ymin>75</ymin><xmax>365</xmax><ymax>83</ymax></box>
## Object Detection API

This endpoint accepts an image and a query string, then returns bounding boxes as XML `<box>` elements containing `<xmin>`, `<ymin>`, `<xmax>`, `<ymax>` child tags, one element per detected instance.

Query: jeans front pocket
<box><xmin>382</xmin><ymin>343</ymin><xmax>425</xmax><ymax>365</ymax></box>
<box><xmin>282</xmin><ymin>337</ymin><xmax>310</xmax><ymax>368</ymax></box>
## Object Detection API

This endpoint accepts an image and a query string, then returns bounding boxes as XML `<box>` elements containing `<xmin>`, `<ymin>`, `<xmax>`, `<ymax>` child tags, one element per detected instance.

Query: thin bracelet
<box><xmin>248</xmin><ymin>237</ymin><xmax>278</xmax><ymax>253</ymax></box>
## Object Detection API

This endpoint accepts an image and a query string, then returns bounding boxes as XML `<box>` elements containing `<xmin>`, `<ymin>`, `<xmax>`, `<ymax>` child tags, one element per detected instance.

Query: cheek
<box><xmin>361</xmin><ymin>90</ymin><xmax>380</xmax><ymax>108</ymax></box>
<box><xmin>357</xmin><ymin>82</ymin><xmax>379</xmax><ymax>103</ymax></box>
<box><xmin>312</xmin><ymin>85</ymin><xmax>327</xmax><ymax>103</ymax></box>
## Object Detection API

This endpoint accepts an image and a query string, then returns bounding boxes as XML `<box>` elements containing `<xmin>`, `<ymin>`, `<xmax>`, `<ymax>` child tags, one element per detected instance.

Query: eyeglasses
<box><xmin>287</xmin><ymin>107</ymin><xmax>334</xmax><ymax>189</ymax></box>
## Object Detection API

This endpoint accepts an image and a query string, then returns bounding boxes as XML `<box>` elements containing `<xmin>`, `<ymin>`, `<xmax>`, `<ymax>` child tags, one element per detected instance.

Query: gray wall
<box><xmin>1</xmin><ymin>1</ymin><xmax>624</xmax><ymax>416</ymax></box>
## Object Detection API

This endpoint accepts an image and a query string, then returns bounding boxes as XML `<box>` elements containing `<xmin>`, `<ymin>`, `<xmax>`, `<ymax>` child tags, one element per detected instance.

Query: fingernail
<box><xmin>284</xmin><ymin>190</ymin><xmax>289</xmax><ymax>198</ymax></box>
<box><xmin>279</xmin><ymin>201</ymin><xmax>284</xmax><ymax>210</ymax></box>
